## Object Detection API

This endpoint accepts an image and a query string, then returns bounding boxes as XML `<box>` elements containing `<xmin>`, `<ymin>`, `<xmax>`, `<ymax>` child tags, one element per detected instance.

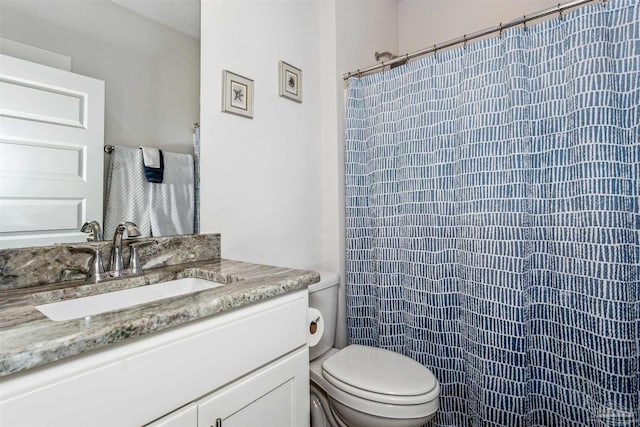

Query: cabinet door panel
<box><xmin>221</xmin><ymin>380</ymin><xmax>293</xmax><ymax>427</ymax></box>
<box><xmin>198</xmin><ymin>348</ymin><xmax>309</xmax><ymax>427</ymax></box>
<box><xmin>145</xmin><ymin>403</ymin><xmax>197</xmax><ymax>427</ymax></box>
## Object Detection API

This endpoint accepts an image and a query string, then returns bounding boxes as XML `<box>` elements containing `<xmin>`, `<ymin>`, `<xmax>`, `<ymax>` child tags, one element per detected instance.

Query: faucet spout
<box><xmin>110</xmin><ymin>221</ymin><xmax>141</xmax><ymax>275</ymax></box>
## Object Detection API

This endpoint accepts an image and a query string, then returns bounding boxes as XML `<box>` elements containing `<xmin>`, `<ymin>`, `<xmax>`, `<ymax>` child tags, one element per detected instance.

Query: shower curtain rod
<box><xmin>343</xmin><ymin>0</ymin><xmax>599</xmax><ymax>80</ymax></box>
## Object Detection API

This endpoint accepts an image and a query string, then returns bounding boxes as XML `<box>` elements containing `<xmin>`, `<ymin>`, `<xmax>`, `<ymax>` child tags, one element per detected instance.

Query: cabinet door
<box><xmin>145</xmin><ymin>403</ymin><xmax>197</xmax><ymax>427</ymax></box>
<box><xmin>197</xmin><ymin>348</ymin><xmax>309</xmax><ymax>427</ymax></box>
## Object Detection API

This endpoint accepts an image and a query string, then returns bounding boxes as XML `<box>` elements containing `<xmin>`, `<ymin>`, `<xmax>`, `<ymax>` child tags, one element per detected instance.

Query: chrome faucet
<box><xmin>81</xmin><ymin>221</ymin><xmax>103</xmax><ymax>241</ymax></box>
<box><xmin>110</xmin><ymin>221</ymin><xmax>141</xmax><ymax>276</ymax></box>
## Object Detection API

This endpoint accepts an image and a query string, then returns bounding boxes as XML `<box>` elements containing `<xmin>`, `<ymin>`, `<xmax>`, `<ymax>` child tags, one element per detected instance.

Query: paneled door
<box><xmin>0</xmin><ymin>54</ymin><xmax>105</xmax><ymax>249</ymax></box>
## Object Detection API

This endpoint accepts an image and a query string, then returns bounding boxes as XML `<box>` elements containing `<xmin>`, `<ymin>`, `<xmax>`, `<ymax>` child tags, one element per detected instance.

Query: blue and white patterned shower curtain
<box><xmin>344</xmin><ymin>1</ymin><xmax>639</xmax><ymax>426</ymax></box>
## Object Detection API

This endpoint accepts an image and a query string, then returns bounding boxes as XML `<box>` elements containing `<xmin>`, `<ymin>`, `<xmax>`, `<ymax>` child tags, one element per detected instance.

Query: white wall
<box><xmin>199</xmin><ymin>0</ymin><xmax>399</xmax><ymax>346</ymax></box>
<box><xmin>398</xmin><ymin>0</ymin><xmax>563</xmax><ymax>53</ymax></box>
<box><xmin>0</xmin><ymin>0</ymin><xmax>199</xmax><ymax>154</ymax></box>
<box><xmin>200</xmin><ymin>0</ymin><xmax>338</xmax><ymax>271</ymax></box>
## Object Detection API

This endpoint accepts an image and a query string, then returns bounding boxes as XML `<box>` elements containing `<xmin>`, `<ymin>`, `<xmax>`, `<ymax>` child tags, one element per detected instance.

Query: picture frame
<box><xmin>278</xmin><ymin>61</ymin><xmax>302</xmax><ymax>103</ymax></box>
<box><xmin>222</xmin><ymin>70</ymin><xmax>254</xmax><ymax>118</ymax></box>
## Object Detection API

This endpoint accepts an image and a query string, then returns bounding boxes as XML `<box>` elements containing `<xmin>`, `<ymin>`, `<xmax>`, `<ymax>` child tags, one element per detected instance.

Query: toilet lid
<box><xmin>322</xmin><ymin>345</ymin><xmax>438</xmax><ymax>401</ymax></box>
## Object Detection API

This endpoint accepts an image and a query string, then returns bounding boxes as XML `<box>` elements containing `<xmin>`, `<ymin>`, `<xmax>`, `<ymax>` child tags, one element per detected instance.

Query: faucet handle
<box><xmin>69</xmin><ymin>245</ymin><xmax>107</xmax><ymax>283</ymax></box>
<box><xmin>127</xmin><ymin>241</ymin><xmax>152</xmax><ymax>276</ymax></box>
<box><xmin>80</xmin><ymin>221</ymin><xmax>103</xmax><ymax>242</ymax></box>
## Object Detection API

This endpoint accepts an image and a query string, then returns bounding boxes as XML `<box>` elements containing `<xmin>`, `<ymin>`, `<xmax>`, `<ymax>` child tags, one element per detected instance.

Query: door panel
<box><xmin>0</xmin><ymin>54</ymin><xmax>104</xmax><ymax>248</ymax></box>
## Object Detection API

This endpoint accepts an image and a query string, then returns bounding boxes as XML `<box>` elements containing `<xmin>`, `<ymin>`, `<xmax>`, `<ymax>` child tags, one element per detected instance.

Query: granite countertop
<box><xmin>0</xmin><ymin>259</ymin><xmax>319</xmax><ymax>377</ymax></box>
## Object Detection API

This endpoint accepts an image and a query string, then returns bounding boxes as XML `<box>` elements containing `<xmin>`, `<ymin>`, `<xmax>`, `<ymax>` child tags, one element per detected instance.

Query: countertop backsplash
<box><xmin>0</xmin><ymin>234</ymin><xmax>221</xmax><ymax>290</ymax></box>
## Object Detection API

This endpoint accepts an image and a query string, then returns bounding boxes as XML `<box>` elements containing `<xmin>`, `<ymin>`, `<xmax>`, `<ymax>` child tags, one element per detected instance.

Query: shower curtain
<box><xmin>344</xmin><ymin>1</ymin><xmax>639</xmax><ymax>426</ymax></box>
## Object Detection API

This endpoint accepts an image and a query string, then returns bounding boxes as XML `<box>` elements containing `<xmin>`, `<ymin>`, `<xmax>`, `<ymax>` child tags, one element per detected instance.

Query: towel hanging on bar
<box><xmin>103</xmin><ymin>146</ymin><xmax>152</xmax><ymax>239</ymax></box>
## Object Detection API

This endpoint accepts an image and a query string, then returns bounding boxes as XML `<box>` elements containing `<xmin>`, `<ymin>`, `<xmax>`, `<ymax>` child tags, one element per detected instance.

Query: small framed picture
<box><xmin>279</xmin><ymin>61</ymin><xmax>302</xmax><ymax>103</ymax></box>
<box><xmin>222</xmin><ymin>70</ymin><xmax>254</xmax><ymax>118</ymax></box>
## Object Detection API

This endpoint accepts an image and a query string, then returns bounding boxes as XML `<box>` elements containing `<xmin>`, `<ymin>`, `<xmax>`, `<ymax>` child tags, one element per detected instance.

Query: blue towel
<box><xmin>144</xmin><ymin>150</ymin><xmax>164</xmax><ymax>183</ymax></box>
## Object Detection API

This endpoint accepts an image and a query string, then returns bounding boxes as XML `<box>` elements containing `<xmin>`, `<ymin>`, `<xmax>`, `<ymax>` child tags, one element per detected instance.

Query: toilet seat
<box><xmin>322</xmin><ymin>345</ymin><xmax>439</xmax><ymax>405</ymax></box>
<box><xmin>316</xmin><ymin>345</ymin><xmax>440</xmax><ymax>420</ymax></box>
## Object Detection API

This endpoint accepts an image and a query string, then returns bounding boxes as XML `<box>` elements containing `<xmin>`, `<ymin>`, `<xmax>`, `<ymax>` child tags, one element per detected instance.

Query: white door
<box><xmin>197</xmin><ymin>348</ymin><xmax>309</xmax><ymax>427</ymax></box>
<box><xmin>0</xmin><ymin>54</ymin><xmax>105</xmax><ymax>249</ymax></box>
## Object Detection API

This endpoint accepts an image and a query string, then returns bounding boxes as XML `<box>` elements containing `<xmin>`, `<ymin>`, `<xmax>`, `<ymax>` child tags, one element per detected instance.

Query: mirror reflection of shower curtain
<box><xmin>344</xmin><ymin>1</ymin><xmax>639</xmax><ymax>426</ymax></box>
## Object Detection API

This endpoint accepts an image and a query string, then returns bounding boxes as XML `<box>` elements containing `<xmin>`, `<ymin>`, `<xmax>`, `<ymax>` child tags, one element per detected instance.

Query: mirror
<box><xmin>0</xmin><ymin>0</ymin><xmax>200</xmax><ymax>249</ymax></box>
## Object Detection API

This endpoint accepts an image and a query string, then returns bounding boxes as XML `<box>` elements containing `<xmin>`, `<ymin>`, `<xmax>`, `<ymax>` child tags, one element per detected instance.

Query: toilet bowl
<box><xmin>308</xmin><ymin>274</ymin><xmax>440</xmax><ymax>427</ymax></box>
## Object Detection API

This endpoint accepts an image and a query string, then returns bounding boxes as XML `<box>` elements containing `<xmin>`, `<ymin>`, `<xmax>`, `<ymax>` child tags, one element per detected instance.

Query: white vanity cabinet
<box><xmin>0</xmin><ymin>290</ymin><xmax>309</xmax><ymax>427</ymax></box>
<box><xmin>196</xmin><ymin>348</ymin><xmax>307</xmax><ymax>427</ymax></box>
<box><xmin>148</xmin><ymin>347</ymin><xmax>307</xmax><ymax>427</ymax></box>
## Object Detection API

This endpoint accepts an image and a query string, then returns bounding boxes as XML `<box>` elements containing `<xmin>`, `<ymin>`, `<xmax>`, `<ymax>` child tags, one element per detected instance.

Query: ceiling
<box><xmin>110</xmin><ymin>0</ymin><xmax>200</xmax><ymax>39</ymax></box>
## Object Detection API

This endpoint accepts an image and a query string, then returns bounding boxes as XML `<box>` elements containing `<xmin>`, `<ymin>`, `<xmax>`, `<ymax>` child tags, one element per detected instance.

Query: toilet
<box><xmin>308</xmin><ymin>273</ymin><xmax>440</xmax><ymax>427</ymax></box>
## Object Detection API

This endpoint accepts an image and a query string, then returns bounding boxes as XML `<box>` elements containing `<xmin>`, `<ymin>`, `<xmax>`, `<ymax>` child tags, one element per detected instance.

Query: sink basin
<box><xmin>35</xmin><ymin>278</ymin><xmax>225</xmax><ymax>321</ymax></box>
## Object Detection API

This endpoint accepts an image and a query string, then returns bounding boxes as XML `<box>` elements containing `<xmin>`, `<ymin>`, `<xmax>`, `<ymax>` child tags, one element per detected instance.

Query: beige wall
<box><xmin>397</xmin><ymin>0</ymin><xmax>564</xmax><ymax>53</ymax></box>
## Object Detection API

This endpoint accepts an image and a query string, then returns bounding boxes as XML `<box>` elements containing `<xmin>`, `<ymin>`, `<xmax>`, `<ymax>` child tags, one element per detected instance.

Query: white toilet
<box><xmin>308</xmin><ymin>273</ymin><xmax>440</xmax><ymax>427</ymax></box>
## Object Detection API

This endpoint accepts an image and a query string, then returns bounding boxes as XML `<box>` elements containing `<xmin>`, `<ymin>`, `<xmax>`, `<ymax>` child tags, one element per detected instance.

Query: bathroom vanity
<box><xmin>0</xmin><ymin>234</ymin><xmax>318</xmax><ymax>426</ymax></box>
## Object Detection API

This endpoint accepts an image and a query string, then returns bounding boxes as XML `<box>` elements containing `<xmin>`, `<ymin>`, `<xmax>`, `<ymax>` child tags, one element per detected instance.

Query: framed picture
<box><xmin>222</xmin><ymin>70</ymin><xmax>254</xmax><ymax>118</ymax></box>
<box><xmin>279</xmin><ymin>61</ymin><xmax>302</xmax><ymax>103</ymax></box>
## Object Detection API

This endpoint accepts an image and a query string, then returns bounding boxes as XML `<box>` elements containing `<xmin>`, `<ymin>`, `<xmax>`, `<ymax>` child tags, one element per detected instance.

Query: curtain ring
<box><xmin>558</xmin><ymin>4</ymin><xmax>564</xmax><ymax>20</ymax></box>
<box><xmin>499</xmin><ymin>22</ymin><xmax>503</xmax><ymax>38</ymax></box>
<box><xmin>463</xmin><ymin>34</ymin><xmax>468</xmax><ymax>48</ymax></box>
<box><xmin>523</xmin><ymin>17</ymin><xmax>527</xmax><ymax>31</ymax></box>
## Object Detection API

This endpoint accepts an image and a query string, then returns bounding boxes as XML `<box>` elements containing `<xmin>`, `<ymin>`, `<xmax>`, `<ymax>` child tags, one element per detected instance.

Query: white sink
<box><xmin>35</xmin><ymin>278</ymin><xmax>225</xmax><ymax>321</ymax></box>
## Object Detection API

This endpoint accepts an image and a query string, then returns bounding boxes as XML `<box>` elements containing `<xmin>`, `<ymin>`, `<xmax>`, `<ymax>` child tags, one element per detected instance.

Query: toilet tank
<box><xmin>308</xmin><ymin>272</ymin><xmax>340</xmax><ymax>361</ymax></box>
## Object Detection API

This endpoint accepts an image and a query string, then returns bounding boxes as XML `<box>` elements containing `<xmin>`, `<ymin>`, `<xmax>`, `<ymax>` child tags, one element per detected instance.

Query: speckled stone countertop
<box><xmin>0</xmin><ymin>259</ymin><xmax>319</xmax><ymax>377</ymax></box>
